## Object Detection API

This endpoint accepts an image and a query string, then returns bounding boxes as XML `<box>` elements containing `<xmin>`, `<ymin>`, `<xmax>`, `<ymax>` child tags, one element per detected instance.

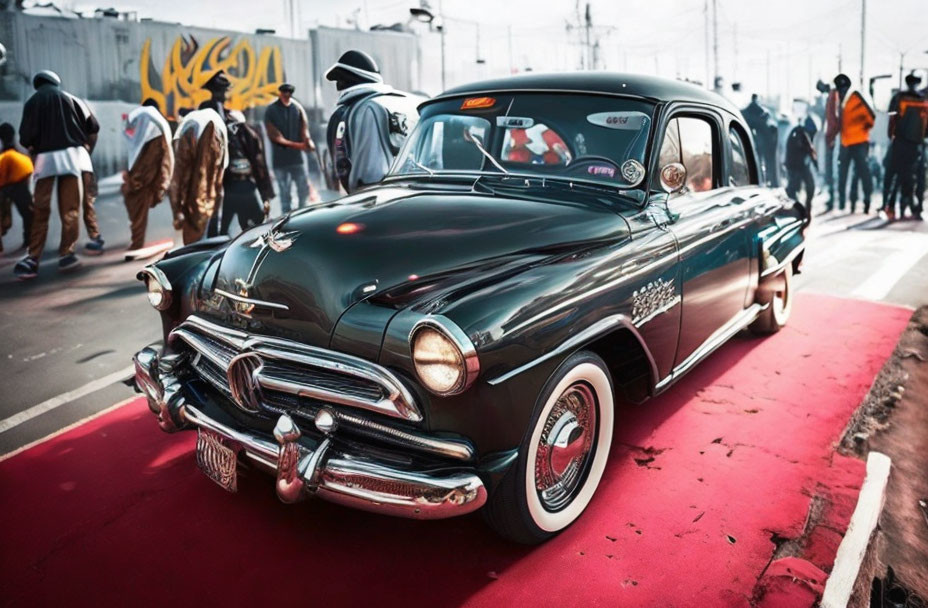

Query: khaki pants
<box><xmin>81</xmin><ymin>171</ymin><xmax>100</xmax><ymax>240</ymax></box>
<box><xmin>181</xmin><ymin>221</ymin><xmax>207</xmax><ymax>245</ymax></box>
<box><xmin>124</xmin><ymin>188</ymin><xmax>158</xmax><ymax>250</ymax></box>
<box><xmin>30</xmin><ymin>175</ymin><xmax>81</xmax><ymax>259</ymax></box>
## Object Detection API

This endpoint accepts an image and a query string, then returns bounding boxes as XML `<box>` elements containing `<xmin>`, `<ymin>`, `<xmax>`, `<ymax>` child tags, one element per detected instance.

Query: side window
<box><xmin>677</xmin><ymin>116</ymin><xmax>715</xmax><ymax>193</ymax></box>
<box><xmin>657</xmin><ymin>118</ymin><xmax>681</xmax><ymax>167</ymax></box>
<box><xmin>729</xmin><ymin>125</ymin><xmax>754</xmax><ymax>186</ymax></box>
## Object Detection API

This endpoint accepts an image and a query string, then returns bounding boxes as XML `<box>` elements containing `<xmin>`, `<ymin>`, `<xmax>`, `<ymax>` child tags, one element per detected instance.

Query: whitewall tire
<box><xmin>484</xmin><ymin>351</ymin><xmax>614</xmax><ymax>543</ymax></box>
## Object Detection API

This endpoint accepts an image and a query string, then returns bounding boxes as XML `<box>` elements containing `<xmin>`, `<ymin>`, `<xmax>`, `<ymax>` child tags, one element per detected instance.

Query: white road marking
<box><xmin>851</xmin><ymin>236</ymin><xmax>928</xmax><ymax>301</ymax></box>
<box><xmin>0</xmin><ymin>395</ymin><xmax>138</xmax><ymax>462</ymax></box>
<box><xmin>0</xmin><ymin>365</ymin><xmax>135</xmax><ymax>435</ymax></box>
<box><xmin>821</xmin><ymin>452</ymin><xmax>892</xmax><ymax>608</ymax></box>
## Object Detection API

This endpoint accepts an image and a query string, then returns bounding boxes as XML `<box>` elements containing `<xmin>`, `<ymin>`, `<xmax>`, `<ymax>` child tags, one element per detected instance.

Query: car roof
<box><xmin>433</xmin><ymin>72</ymin><xmax>741</xmax><ymax>116</ymax></box>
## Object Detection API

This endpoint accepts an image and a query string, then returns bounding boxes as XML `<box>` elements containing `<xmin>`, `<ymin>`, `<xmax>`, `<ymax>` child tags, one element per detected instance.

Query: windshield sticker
<box><xmin>587</xmin><ymin>165</ymin><xmax>617</xmax><ymax>179</ymax></box>
<box><xmin>621</xmin><ymin>159</ymin><xmax>646</xmax><ymax>186</ymax></box>
<box><xmin>497</xmin><ymin>116</ymin><xmax>535</xmax><ymax>129</ymax></box>
<box><xmin>586</xmin><ymin>111</ymin><xmax>650</xmax><ymax>130</ymax></box>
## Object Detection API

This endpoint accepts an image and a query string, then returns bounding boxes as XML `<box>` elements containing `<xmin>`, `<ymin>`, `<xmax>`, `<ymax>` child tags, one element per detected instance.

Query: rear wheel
<box><xmin>483</xmin><ymin>351</ymin><xmax>614</xmax><ymax>544</ymax></box>
<box><xmin>750</xmin><ymin>264</ymin><xmax>793</xmax><ymax>334</ymax></box>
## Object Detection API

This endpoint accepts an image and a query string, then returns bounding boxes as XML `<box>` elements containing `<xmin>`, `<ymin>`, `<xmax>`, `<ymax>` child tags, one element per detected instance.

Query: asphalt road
<box><xmin>0</xmin><ymin>186</ymin><xmax>925</xmax><ymax>456</ymax></box>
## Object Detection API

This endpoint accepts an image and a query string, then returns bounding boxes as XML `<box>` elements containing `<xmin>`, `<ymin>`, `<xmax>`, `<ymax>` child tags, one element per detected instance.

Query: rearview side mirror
<box><xmin>659</xmin><ymin>162</ymin><xmax>687</xmax><ymax>194</ymax></box>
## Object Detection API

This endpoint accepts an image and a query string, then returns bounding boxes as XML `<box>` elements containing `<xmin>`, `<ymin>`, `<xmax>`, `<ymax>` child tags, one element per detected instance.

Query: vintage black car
<box><xmin>134</xmin><ymin>73</ymin><xmax>805</xmax><ymax>543</ymax></box>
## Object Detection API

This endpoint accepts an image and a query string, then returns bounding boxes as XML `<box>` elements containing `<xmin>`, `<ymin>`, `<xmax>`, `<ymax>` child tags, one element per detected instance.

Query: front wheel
<box><xmin>483</xmin><ymin>351</ymin><xmax>614</xmax><ymax>544</ymax></box>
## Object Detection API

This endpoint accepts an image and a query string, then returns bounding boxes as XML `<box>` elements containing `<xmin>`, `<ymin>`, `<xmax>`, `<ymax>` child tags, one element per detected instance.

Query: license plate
<box><xmin>196</xmin><ymin>429</ymin><xmax>238</xmax><ymax>493</ymax></box>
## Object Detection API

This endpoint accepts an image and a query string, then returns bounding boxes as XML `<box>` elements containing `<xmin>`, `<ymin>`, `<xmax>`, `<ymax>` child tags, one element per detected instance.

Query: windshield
<box><xmin>390</xmin><ymin>93</ymin><xmax>654</xmax><ymax>189</ymax></box>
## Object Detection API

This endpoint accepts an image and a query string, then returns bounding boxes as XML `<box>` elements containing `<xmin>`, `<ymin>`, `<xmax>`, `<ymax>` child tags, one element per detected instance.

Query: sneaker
<box><xmin>14</xmin><ymin>256</ymin><xmax>38</xmax><ymax>280</ymax></box>
<box><xmin>84</xmin><ymin>236</ymin><xmax>105</xmax><ymax>256</ymax></box>
<box><xmin>58</xmin><ymin>254</ymin><xmax>81</xmax><ymax>272</ymax></box>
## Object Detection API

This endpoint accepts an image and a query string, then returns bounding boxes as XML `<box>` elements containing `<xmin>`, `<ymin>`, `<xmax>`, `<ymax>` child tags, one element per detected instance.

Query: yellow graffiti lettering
<box><xmin>140</xmin><ymin>35</ymin><xmax>284</xmax><ymax>119</ymax></box>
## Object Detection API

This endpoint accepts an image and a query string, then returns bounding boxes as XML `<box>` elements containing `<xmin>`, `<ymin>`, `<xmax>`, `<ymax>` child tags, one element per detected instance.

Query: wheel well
<box><xmin>585</xmin><ymin>328</ymin><xmax>654</xmax><ymax>405</ymax></box>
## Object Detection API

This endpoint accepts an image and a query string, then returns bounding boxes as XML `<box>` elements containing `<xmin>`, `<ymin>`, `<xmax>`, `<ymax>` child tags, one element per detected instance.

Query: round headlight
<box><xmin>140</xmin><ymin>267</ymin><xmax>173</xmax><ymax>310</ymax></box>
<box><xmin>147</xmin><ymin>279</ymin><xmax>165</xmax><ymax>308</ymax></box>
<box><xmin>412</xmin><ymin>327</ymin><xmax>466</xmax><ymax>395</ymax></box>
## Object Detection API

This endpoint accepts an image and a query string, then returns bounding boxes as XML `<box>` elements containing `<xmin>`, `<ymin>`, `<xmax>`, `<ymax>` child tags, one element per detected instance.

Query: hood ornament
<box><xmin>250</xmin><ymin>217</ymin><xmax>299</xmax><ymax>253</ymax></box>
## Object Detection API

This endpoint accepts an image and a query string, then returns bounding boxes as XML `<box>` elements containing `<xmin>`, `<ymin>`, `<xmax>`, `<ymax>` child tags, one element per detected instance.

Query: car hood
<box><xmin>210</xmin><ymin>186</ymin><xmax>630</xmax><ymax>348</ymax></box>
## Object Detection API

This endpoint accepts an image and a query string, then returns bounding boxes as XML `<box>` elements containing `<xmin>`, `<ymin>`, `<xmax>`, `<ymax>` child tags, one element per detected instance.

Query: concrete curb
<box><xmin>820</xmin><ymin>451</ymin><xmax>892</xmax><ymax>608</ymax></box>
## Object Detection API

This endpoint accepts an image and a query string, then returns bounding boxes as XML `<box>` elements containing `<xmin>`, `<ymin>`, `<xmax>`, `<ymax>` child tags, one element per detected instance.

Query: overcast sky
<box><xmin>73</xmin><ymin>0</ymin><xmax>928</xmax><ymax>108</ymax></box>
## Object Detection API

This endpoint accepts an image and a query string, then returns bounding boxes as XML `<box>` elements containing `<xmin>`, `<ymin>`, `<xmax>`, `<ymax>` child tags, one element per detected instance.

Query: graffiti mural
<box><xmin>140</xmin><ymin>35</ymin><xmax>284</xmax><ymax>119</ymax></box>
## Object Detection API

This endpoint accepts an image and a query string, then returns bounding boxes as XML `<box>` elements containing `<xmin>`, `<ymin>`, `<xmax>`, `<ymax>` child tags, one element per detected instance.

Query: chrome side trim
<box><xmin>409</xmin><ymin>315</ymin><xmax>481</xmax><ymax>395</ymax></box>
<box><xmin>760</xmin><ymin>242</ymin><xmax>805</xmax><ymax>278</ymax></box>
<box><xmin>214</xmin><ymin>288</ymin><xmax>290</xmax><ymax>311</ymax></box>
<box><xmin>655</xmin><ymin>302</ymin><xmax>765</xmax><ymax>392</ymax></box>
<box><xmin>487</xmin><ymin>313</ymin><xmax>660</xmax><ymax>387</ymax></box>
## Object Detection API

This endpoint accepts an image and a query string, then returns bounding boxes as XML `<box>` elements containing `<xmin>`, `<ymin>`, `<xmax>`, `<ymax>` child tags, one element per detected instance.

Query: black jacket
<box><xmin>19</xmin><ymin>84</ymin><xmax>99</xmax><ymax>154</ymax></box>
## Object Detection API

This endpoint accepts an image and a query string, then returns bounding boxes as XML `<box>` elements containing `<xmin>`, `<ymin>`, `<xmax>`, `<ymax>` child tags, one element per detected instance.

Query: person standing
<box><xmin>15</xmin><ymin>70</ymin><xmax>98</xmax><ymax>279</ymax></box>
<box><xmin>325</xmin><ymin>50</ymin><xmax>419</xmax><ymax>193</ymax></box>
<box><xmin>76</xmin><ymin>93</ymin><xmax>105</xmax><ymax>257</ymax></box>
<box><xmin>168</xmin><ymin>107</ymin><xmax>227</xmax><ymax>245</ymax></box>
<box><xmin>0</xmin><ymin>123</ymin><xmax>34</xmax><ymax>253</ymax></box>
<box><xmin>742</xmin><ymin>94</ymin><xmax>780</xmax><ymax>187</ymax></box>
<box><xmin>784</xmin><ymin>119</ymin><xmax>818</xmax><ymax>219</ymax></box>
<box><xmin>122</xmin><ymin>98</ymin><xmax>174</xmax><ymax>258</ymax></box>
<box><xmin>219</xmin><ymin>110</ymin><xmax>274</xmax><ymax>234</ymax></box>
<box><xmin>823</xmin><ymin>85</ymin><xmax>841</xmax><ymax>211</ymax></box>
<box><xmin>884</xmin><ymin>73</ymin><xmax>927</xmax><ymax>220</ymax></box>
<box><xmin>834</xmin><ymin>73</ymin><xmax>876</xmax><ymax>214</ymax></box>
<box><xmin>264</xmin><ymin>83</ymin><xmax>314</xmax><ymax>213</ymax></box>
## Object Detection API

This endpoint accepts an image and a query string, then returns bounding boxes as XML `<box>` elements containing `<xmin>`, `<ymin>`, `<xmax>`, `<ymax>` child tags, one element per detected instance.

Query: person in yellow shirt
<box><xmin>0</xmin><ymin>123</ymin><xmax>34</xmax><ymax>253</ymax></box>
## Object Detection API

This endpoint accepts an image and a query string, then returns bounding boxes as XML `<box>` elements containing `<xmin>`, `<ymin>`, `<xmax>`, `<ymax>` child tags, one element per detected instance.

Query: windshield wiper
<box><xmin>411</xmin><ymin>159</ymin><xmax>435</xmax><ymax>176</ymax></box>
<box><xmin>462</xmin><ymin>129</ymin><xmax>509</xmax><ymax>174</ymax></box>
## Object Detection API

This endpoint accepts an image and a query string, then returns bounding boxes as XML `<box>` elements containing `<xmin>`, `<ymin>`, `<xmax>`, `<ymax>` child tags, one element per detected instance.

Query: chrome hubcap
<box><xmin>535</xmin><ymin>383</ymin><xmax>597</xmax><ymax>511</ymax></box>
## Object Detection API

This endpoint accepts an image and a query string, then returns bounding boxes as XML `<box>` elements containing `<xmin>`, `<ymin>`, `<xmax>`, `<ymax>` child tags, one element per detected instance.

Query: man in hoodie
<box><xmin>15</xmin><ymin>70</ymin><xmax>99</xmax><ymax>279</ymax></box>
<box><xmin>325</xmin><ymin>50</ymin><xmax>418</xmax><ymax>193</ymax></box>
<box><xmin>883</xmin><ymin>73</ymin><xmax>927</xmax><ymax>220</ymax></box>
<box><xmin>834</xmin><ymin>73</ymin><xmax>876</xmax><ymax>214</ymax></box>
<box><xmin>122</xmin><ymin>99</ymin><xmax>174</xmax><ymax>259</ymax></box>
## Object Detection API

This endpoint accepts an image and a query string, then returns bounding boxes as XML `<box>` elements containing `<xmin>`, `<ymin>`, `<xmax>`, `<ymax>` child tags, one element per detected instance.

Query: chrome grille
<box><xmin>171</xmin><ymin>315</ymin><xmax>421</xmax><ymax>422</ymax></box>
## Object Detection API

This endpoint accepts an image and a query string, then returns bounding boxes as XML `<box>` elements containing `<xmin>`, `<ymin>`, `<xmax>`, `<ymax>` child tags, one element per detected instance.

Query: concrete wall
<box><xmin>0</xmin><ymin>12</ymin><xmax>419</xmax><ymax>174</ymax></box>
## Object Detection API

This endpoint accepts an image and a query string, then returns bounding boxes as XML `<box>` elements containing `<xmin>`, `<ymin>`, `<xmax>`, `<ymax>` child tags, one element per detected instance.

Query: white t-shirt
<box><xmin>33</xmin><ymin>145</ymin><xmax>92</xmax><ymax>180</ymax></box>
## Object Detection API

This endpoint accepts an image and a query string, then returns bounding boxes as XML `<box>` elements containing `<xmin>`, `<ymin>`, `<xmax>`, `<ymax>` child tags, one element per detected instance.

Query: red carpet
<box><xmin>0</xmin><ymin>294</ymin><xmax>911</xmax><ymax>607</ymax></box>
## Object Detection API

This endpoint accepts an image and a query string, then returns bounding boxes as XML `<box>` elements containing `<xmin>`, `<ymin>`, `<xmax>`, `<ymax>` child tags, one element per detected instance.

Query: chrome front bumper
<box><xmin>133</xmin><ymin>345</ymin><xmax>487</xmax><ymax>520</ymax></box>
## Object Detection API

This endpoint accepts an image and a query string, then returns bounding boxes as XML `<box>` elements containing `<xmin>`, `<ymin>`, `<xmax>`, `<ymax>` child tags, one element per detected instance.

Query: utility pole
<box><xmin>585</xmin><ymin>3</ymin><xmax>593</xmax><ymax>70</ymax></box>
<box><xmin>704</xmin><ymin>0</ymin><xmax>710</xmax><ymax>88</ymax></box>
<box><xmin>732</xmin><ymin>23</ymin><xmax>738</xmax><ymax>84</ymax></box>
<box><xmin>859</xmin><ymin>0</ymin><xmax>866</xmax><ymax>86</ymax></box>
<box><xmin>712</xmin><ymin>0</ymin><xmax>719</xmax><ymax>92</ymax></box>
<box><xmin>766</xmin><ymin>49</ymin><xmax>771</xmax><ymax>98</ymax></box>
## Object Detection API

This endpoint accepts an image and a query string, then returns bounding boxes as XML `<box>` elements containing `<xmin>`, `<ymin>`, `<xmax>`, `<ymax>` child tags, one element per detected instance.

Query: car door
<box><xmin>657</xmin><ymin>110</ymin><xmax>753</xmax><ymax>368</ymax></box>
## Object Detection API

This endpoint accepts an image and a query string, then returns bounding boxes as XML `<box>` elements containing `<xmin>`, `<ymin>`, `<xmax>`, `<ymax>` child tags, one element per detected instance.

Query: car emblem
<box><xmin>250</xmin><ymin>217</ymin><xmax>299</xmax><ymax>253</ymax></box>
<box><xmin>227</xmin><ymin>352</ymin><xmax>264</xmax><ymax>412</ymax></box>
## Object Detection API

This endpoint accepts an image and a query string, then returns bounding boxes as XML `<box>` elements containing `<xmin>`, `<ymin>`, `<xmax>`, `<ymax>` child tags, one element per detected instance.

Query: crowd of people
<box><xmin>1</xmin><ymin>49</ymin><xmax>416</xmax><ymax>280</ymax></box>
<box><xmin>3</xmin><ymin>54</ymin><xmax>925</xmax><ymax>281</ymax></box>
<box><xmin>746</xmin><ymin>72</ymin><xmax>928</xmax><ymax>223</ymax></box>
